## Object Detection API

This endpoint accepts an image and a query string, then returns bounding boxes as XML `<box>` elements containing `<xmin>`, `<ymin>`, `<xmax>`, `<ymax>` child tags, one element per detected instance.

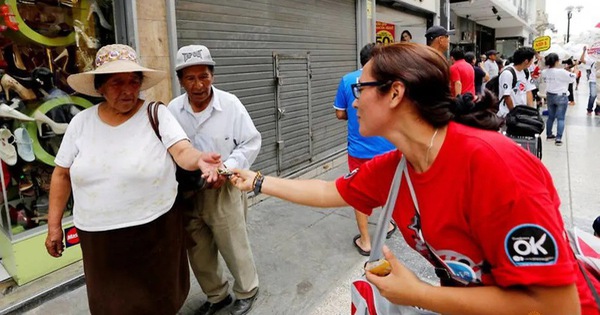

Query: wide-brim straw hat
<box><xmin>67</xmin><ymin>44</ymin><xmax>166</xmax><ymax>97</ymax></box>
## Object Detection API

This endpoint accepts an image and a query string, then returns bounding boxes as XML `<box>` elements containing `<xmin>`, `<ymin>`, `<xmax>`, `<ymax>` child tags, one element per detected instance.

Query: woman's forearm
<box><xmin>260</xmin><ymin>176</ymin><xmax>348</xmax><ymax>208</ymax></box>
<box><xmin>414</xmin><ymin>283</ymin><xmax>580</xmax><ymax>315</ymax></box>
<box><xmin>48</xmin><ymin>167</ymin><xmax>72</xmax><ymax>229</ymax></box>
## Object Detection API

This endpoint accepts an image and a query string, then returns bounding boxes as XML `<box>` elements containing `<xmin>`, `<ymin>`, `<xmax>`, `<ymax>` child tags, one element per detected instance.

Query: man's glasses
<box><xmin>351</xmin><ymin>81</ymin><xmax>391</xmax><ymax>99</ymax></box>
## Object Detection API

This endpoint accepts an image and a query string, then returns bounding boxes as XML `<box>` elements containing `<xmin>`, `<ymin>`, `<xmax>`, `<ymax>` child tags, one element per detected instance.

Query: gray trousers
<box><xmin>181</xmin><ymin>182</ymin><xmax>259</xmax><ymax>303</ymax></box>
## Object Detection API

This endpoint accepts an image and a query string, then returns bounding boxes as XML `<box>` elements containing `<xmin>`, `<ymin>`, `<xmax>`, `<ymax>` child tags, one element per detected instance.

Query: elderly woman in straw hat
<box><xmin>44</xmin><ymin>44</ymin><xmax>222</xmax><ymax>314</ymax></box>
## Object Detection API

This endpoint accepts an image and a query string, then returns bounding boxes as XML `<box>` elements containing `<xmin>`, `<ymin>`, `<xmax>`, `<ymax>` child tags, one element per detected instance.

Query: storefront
<box><xmin>375</xmin><ymin>0</ymin><xmax>435</xmax><ymax>45</ymax></box>
<box><xmin>0</xmin><ymin>0</ymin><xmax>364</xmax><ymax>287</ymax></box>
<box><xmin>0</xmin><ymin>0</ymin><xmax>146</xmax><ymax>286</ymax></box>
<box><xmin>173</xmin><ymin>0</ymin><xmax>360</xmax><ymax>176</ymax></box>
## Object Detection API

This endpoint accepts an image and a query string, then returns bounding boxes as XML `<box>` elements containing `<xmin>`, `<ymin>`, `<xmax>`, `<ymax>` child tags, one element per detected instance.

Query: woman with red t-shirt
<box><xmin>231</xmin><ymin>43</ymin><xmax>600</xmax><ymax>315</ymax></box>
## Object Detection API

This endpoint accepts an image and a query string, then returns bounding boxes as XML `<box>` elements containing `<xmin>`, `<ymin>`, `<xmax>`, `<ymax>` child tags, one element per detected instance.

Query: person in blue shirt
<box><xmin>333</xmin><ymin>43</ymin><xmax>396</xmax><ymax>256</ymax></box>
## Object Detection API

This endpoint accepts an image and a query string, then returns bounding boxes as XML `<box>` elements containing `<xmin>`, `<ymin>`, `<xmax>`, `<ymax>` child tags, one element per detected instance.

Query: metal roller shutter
<box><xmin>176</xmin><ymin>0</ymin><xmax>357</xmax><ymax>175</ymax></box>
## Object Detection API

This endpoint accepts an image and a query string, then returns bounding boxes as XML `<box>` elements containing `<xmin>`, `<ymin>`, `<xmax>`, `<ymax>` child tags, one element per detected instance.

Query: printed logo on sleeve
<box><xmin>505</xmin><ymin>224</ymin><xmax>557</xmax><ymax>266</ymax></box>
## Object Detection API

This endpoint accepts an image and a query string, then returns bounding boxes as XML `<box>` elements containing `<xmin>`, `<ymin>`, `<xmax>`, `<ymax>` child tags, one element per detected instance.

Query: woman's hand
<box><xmin>229</xmin><ymin>168</ymin><xmax>258</xmax><ymax>192</ymax></box>
<box><xmin>365</xmin><ymin>246</ymin><xmax>429</xmax><ymax>306</ymax></box>
<box><xmin>45</xmin><ymin>226</ymin><xmax>65</xmax><ymax>257</ymax></box>
<box><xmin>198</xmin><ymin>152</ymin><xmax>222</xmax><ymax>183</ymax></box>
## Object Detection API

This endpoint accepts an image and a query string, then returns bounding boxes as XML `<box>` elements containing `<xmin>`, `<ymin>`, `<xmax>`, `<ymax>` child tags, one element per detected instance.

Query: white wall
<box><xmin>396</xmin><ymin>0</ymin><xmax>436</xmax><ymax>14</ymax></box>
<box><xmin>496</xmin><ymin>26</ymin><xmax>529</xmax><ymax>38</ymax></box>
<box><xmin>376</xmin><ymin>5</ymin><xmax>428</xmax><ymax>44</ymax></box>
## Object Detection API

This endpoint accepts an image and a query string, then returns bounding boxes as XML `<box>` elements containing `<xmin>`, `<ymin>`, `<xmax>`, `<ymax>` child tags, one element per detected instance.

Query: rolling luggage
<box><xmin>505</xmin><ymin>133</ymin><xmax>542</xmax><ymax>160</ymax></box>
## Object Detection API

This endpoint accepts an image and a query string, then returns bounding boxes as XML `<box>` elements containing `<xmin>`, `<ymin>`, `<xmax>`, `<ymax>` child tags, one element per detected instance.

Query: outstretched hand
<box><xmin>365</xmin><ymin>246</ymin><xmax>428</xmax><ymax>306</ymax></box>
<box><xmin>229</xmin><ymin>168</ymin><xmax>258</xmax><ymax>192</ymax></box>
<box><xmin>198</xmin><ymin>152</ymin><xmax>222</xmax><ymax>183</ymax></box>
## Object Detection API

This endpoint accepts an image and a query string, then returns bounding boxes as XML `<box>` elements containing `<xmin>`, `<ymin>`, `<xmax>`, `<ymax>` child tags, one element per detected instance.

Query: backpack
<box><xmin>505</xmin><ymin>105</ymin><xmax>544</xmax><ymax>137</ymax></box>
<box><xmin>485</xmin><ymin>67</ymin><xmax>530</xmax><ymax>104</ymax></box>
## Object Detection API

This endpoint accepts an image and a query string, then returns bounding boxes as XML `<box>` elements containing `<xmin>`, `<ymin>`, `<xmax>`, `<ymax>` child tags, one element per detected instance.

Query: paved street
<box><xmin>17</xmin><ymin>80</ymin><xmax>600</xmax><ymax>315</ymax></box>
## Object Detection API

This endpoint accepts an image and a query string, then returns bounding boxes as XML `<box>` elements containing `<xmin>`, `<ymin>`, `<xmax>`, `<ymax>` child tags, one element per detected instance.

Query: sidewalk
<box><xmin>5</xmin><ymin>80</ymin><xmax>599</xmax><ymax>315</ymax></box>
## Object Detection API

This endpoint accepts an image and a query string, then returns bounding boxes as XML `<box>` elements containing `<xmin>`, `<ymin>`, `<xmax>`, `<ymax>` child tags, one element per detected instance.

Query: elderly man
<box><xmin>425</xmin><ymin>25</ymin><xmax>453</xmax><ymax>55</ymax></box>
<box><xmin>169</xmin><ymin>45</ymin><xmax>261</xmax><ymax>315</ymax></box>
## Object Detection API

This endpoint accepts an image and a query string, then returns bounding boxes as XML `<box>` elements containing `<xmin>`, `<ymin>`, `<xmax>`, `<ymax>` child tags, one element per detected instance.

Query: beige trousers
<box><xmin>180</xmin><ymin>182</ymin><xmax>259</xmax><ymax>303</ymax></box>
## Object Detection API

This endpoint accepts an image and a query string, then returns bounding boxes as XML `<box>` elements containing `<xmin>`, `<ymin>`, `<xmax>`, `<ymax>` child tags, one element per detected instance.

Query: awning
<box><xmin>450</xmin><ymin>0</ymin><xmax>535</xmax><ymax>33</ymax></box>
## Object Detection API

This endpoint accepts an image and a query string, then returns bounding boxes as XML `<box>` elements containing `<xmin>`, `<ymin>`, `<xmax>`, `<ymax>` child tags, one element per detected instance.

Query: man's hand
<box><xmin>45</xmin><ymin>226</ymin><xmax>65</xmax><ymax>257</ymax></box>
<box><xmin>207</xmin><ymin>164</ymin><xmax>229</xmax><ymax>189</ymax></box>
<box><xmin>198</xmin><ymin>152</ymin><xmax>222</xmax><ymax>184</ymax></box>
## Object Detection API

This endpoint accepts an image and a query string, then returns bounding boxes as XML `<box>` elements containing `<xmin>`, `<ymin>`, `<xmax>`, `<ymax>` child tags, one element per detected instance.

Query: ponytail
<box><xmin>450</xmin><ymin>91</ymin><xmax>503</xmax><ymax>131</ymax></box>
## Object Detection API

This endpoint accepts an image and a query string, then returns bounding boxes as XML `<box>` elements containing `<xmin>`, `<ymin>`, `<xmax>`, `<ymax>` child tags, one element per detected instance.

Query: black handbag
<box><xmin>147</xmin><ymin>101</ymin><xmax>206</xmax><ymax>192</ymax></box>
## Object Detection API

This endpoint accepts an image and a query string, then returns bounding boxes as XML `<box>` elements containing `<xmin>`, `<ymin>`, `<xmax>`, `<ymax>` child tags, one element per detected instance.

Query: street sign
<box><xmin>533</xmin><ymin>36</ymin><xmax>551</xmax><ymax>52</ymax></box>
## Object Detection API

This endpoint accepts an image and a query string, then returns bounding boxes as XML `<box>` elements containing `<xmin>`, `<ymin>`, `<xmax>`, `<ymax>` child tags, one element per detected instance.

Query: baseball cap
<box><xmin>486</xmin><ymin>50</ymin><xmax>498</xmax><ymax>57</ymax></box>
<box><xmin>425</xmin><ymin>25</ymin><xmax>455</xmax><ymax>40</ymax></box>
<box><xmin>175</xmin><ymin>45</ymin><xmax>216</xmax><ymax>71</ymax></box>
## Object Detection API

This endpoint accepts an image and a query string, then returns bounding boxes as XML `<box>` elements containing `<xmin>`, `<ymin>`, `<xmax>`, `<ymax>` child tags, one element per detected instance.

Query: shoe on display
<box><xmin>0</xmin><ymin>127</ymin><xmax>17</xmax><ymax>165</ymax></box>
<box><xmin>14</xmin><ymin>127</ymin><xmax>35</xmax><ymax>162</ymax></box>
<box><xmin>1</xmin><ymin>74</ymin><xmax>36</xmax><ymax>101</ymax></box>
<box><xmin>0</xmin><ymin>104</ymin><xmax>34</xmax><ymax>121</ymax></box>
<box><xmin>18</xmin><ymin>174</ymin><xmax>33</xmax><ymax>192</ymax></box>
<box><xmin>33</xmin><ymin>110</ymin><xmax>69</xmax><ymax>137</ymax></box>
<box><xmin>196</xmin><ymin>295</ymin><xmax>233</xmax><ymax>315</ymax></box>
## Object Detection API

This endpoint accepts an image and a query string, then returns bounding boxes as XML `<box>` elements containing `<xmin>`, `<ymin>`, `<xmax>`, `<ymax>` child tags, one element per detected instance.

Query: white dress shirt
<box><xmin>168</xmin><ymin>87</ymin><xmax>261</xmax><ymax>169</ymax></box>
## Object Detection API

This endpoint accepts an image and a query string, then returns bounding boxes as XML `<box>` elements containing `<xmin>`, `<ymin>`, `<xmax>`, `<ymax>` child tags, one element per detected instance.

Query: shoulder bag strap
<box><xmin>146</xmin><ymin>101</ymin><xmax>164</xmax><ymax>140</ymax></box>
<box><xmin>368</xmin><ymin>155</ymin><xmax>406</xmax><ymax>262</ymax></box>
<box><xmin>576</xmin><ymin>257</ymin><xmax>600</xmax><ymax>308</ymax></box>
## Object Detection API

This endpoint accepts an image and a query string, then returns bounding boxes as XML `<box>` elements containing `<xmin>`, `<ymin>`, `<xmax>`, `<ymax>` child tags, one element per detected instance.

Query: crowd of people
<box><xmin>41</xmin><ymin>27</ymin><xmax>600</xmax><ymax>315</ymax></box>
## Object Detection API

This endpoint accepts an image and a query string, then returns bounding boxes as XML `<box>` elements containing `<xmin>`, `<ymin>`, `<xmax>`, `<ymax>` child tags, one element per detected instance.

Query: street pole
<box><xmin>566</xmin><ymin>10</ymin><xmax>572</xmax><ymax>43</ymax></box>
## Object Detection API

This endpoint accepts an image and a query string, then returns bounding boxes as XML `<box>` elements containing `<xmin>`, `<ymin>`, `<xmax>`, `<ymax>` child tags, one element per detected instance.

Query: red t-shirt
<box><xmin>450</xmin><ymin>59</ymin><xmax>476</xmax><ymax>96</ymax></box>
<box><xmin>336</xmin><ymin>122</ymin><xmax>600</xmax><ymax>315</ymax></box>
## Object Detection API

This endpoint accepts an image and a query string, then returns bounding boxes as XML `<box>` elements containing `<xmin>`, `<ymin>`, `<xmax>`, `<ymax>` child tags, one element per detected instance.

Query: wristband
<box><xmin>252</xmin><ymin>171</ymin><xmax>264</xmax><ymax>195</ymax></box>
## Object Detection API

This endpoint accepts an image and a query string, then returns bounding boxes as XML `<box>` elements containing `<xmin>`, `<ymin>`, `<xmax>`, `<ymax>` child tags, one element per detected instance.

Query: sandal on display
<box><xmin>0</xmin><ymin>103</ymin><xmax>34</xmax><ymax>121</ymax></box>
<box><xmin>33</xmin><ymin>110</ymin><xmax>69</xmax><ymax>136</ymax></box>
<box><xmin>73</xmin><ymin>20</ymin><xmax>100</xmax><ymax>49</ymax></box>
<box><xmin>88</xmin><ymin>0</ymin><xmax>113</xmax><ymax>30</ymax></box>
<box><xmin>0</xmin><ymin>127</ymin><xmax>17</xmax><ymax>165</ymax></box>
<box><xmin>14</xmin><ymin>127</ymin><xmax>35</xmax><ymax>162</ymax></box>
<box><xmin>1</xmin><ymin>74</ymin><xmax>37</xmax><ymax>101</ymax></box>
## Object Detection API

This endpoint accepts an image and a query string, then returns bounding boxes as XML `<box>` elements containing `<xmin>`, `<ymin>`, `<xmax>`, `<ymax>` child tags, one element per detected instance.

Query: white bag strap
<box><xmin>369</xmin><ymin>156</ymin><xmax>406</xmax><ymax>262</ymax></box>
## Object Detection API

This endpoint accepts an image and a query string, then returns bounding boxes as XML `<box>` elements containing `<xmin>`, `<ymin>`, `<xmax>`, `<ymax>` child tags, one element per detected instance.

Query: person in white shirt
<box><xmin>541</xmin><ymin>53</ymin><xmax>576</xmax><ymax>146</ymax></box>
<box><xmin>580</xmin><ymin>46</ymin><xmax>599</xmax><ymax>115</ymax></box>
<box><xmin>484</xmin><ymin>50</ymin><xmax>499</xmax><ymax>77</ymax></box>
<box><xmin>168</xmin><ymin>45</ymin><xmax>261</xmax><ymax>315</ymax></box>
<box><xmin>497</xmin><ymin>47</ymin><xmax>537</xmax><ymax>118</ymax></box>
<box><xmin>45</xmin><ymin>44</ymin><xmax>222</xmax><ymax>314</ymax></box>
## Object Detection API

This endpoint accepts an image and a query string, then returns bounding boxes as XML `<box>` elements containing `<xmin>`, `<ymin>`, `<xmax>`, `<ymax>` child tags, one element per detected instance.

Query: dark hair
<box><xmin>94</xmin><ymin>71</ymin><xmax>144</xmax><ymax>91</ymax></box>
<box><xmin>176</xmin><ymin>65</ymin><xmax>215</xmax><ymax>79</ymax></box>
<box><xmin>544</xmin><ymin>53</ymin><xmax>560</xmax><ymax>68</ymax></box>
<box><xmin>594</xmin><ymin>216</ymin><xmax>600</xmax><ymax>236</ymax></box>
<box><xmin>464</xmin><ymin>52</ymin><xmax>476</xmax><ymax>64</ymax></box>
<box><xmin>512</xmin><ymin>47</ymin><xmax>536</xmax><ymax>65</ymax></box>
<box><xmin>369</xmin><ymin>43</ymin><xmax>502</xmax><ymax>130</ymax></box>
<box><xmin>360</xmin><ymin>43</ymin><xmax>376</xmax><ymax>67</ymax></box>
<box><xmin>400</xmin><ymin>30</ymin><xmax>412</xmax><ymax>42</ymax></box>
<box><xmin>450</xmin><ymin>47</ymin><xmax>465</xmax><ymax>60</ymax></box>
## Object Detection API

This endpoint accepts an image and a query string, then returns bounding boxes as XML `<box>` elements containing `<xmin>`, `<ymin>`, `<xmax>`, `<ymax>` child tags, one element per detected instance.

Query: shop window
<box><xmin>0</xmin><ymin>0</ymin><xmax>117</xmax><ymax>238</ymax></box>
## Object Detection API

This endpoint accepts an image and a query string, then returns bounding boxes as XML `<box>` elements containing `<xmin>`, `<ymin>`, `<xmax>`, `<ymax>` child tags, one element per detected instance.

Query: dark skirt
<box><xmin>78</xmin><ymin>207</ymin><xmax>189</xmax><ymax>315</ymax></box>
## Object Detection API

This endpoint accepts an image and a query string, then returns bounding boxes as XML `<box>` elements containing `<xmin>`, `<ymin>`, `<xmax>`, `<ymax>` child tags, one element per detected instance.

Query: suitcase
<box><xmin>505</xmin><ymin>133</ymin><xmax>542</xmax><ymax>159</ymax></box>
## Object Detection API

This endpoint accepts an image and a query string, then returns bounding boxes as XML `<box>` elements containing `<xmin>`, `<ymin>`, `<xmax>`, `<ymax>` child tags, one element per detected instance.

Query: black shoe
<box><xmin>196</xmin><ymin>295</ymin><xmax>233</xmax><ymax>315</ymax></box>
<box><xmin>230</xmin><ymin>289</ymin><xmax>259</xmax><ymax>315</ymax></box>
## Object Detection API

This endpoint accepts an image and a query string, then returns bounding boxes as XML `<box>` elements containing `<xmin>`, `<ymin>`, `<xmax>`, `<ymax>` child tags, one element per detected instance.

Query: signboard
<box><xmin>588</xmin><ymin>42</ymin><xmax>600</xmax><ymax>57</ymax></box>
<box><xmin>376</xmin><ymin>21</ymin><xmax>395</xmax><ymax>45</ymax></box>
<box><xmin>533</xmin><ymin>36</ymin><xmax>551</xmax><ymax>52</ymax></box>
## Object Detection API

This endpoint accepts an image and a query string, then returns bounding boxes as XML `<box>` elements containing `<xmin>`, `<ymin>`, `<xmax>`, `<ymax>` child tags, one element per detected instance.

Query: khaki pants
<box><xmin>180</xmin><ymin>182</ymin><xmax>259</xmax><ymax>303</ymax></box>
